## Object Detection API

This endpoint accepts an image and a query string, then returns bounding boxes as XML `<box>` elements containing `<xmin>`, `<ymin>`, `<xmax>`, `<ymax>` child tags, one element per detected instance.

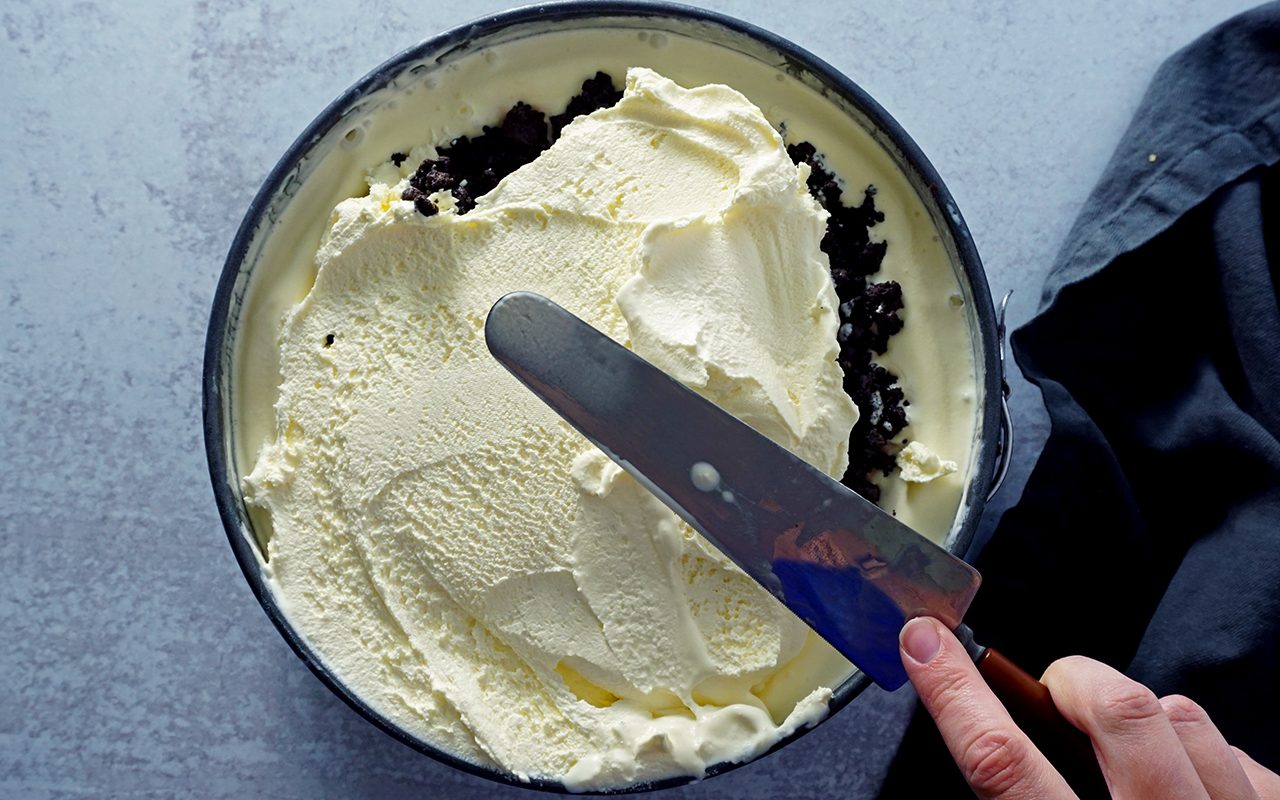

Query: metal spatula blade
<box><xmin>484</xmin><ymin>292</ymin><xmax>1110</xmax><ymax>797</ymax></box>
<box><xmin>484</xmin><ymin>291</ymin><xmax>981</xmax><ymax>690</ymax></box>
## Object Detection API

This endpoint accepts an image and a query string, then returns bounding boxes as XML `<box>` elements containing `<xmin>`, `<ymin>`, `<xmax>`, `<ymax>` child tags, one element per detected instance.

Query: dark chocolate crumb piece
<box><xmin>838</xmin><ymin>280</ymin><xmax>904</xmax><ymax>356</ymax></box>
<box><xmin>413</xmin><ymin>195</ymin><xmax>438</xmax><ymax>217</ymax></box>
<box><xmin>789</xmin><ymin>141</ymin><xmax>909</xmax><ymax>499</ymax></box>
<box><xmin>401</xmin><ymin>103</ymin><xmax>552</xmax><ymax>215</ymax></box>
<box><xmin>789</xmin><ymin>143</ymin><xmax>888</xmax><ymax>298</ymax></box>
<box><xmin>550</xmin><ymin>72</ymin><xmax>625</xmax><ymax>138</ymax></box>
<box><xmin>408</xmin><ymin>156</ymin><xmax>458</xmax><ymax>195</ymax></box>
<box><xmin>390</xmin><ymin>152</ymin><xmax>408</xmax><ymax>167</ymax></box>
<box><xmin>502</xmin><ymin>101</ymin><xmax>551</xmax><ymax>151</ymax></box>
<box><xmin>323</xmin><ymin>333</ymin><xmax>335</xmax><ymax>348</ymax></box>
<box><xmin>400</xmin><ymin>73</ymin><xmax>623</xmax><ymax>218</ymax></box>
<box><xmin>840</xmin><ymin>364</ymin><xmax>910</xmax><ymax>500</ymax></box>
<box><xmin>407</xmin><ymin>102</ymin><xmax>551</xmax><ymax>215</ymax></box>
<box><xmin>401</xmin><ymin>186</ymin><xmax>438</xmax><ymax>217</ymax></box>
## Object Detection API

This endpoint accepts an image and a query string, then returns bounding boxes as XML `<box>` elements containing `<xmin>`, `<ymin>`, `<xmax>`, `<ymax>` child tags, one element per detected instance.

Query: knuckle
<box><xmin>960</xmin><ymin>729</ymin><xmax>1030</xmax><ymax>797</ymax></box>
<box><xmin>1095</xmin><ymin>680</ymin><xmax>1164</xmax><ymax>734</ymax></box>
<box><xmin>1160</xmin><ymin>694</ymin><xmax>1210</xmax><ymax>728</ymax></box>
<box><xmin>916</xmin><ymin>662</ymin><xmax>973</xmax><ymax>715</ymax></box>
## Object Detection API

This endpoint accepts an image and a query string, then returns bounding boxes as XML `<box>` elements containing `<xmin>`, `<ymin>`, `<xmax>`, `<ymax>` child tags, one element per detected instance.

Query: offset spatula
<box><xmin>485</xmin><ymin>292</ymin><xmax>1108</xmax><ymax>798</ymax></box>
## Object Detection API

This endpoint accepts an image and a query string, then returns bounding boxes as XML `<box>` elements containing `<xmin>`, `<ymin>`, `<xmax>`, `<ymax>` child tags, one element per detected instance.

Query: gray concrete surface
<box><xmin>1</xmin><ymin>1</ymin><xmax>1260</xmax><ymax>797</ymax></box>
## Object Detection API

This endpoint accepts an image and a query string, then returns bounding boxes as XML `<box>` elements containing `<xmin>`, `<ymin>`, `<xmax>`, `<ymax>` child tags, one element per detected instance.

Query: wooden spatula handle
<box><xmin>977</xmin><ymin>647</ymin><xmax>1111</xmax><ymax>799</ymax></box>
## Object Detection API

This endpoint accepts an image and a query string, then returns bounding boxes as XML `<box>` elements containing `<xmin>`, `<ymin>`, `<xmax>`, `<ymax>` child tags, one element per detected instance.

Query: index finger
<box><xmin>900</xmin><ymin>617</ymin><xmax>1077</xmax><ymax>800</ymax></box>
<box><xmin>1042</xmin><ymin>656</ymin><xmax>1209</xmax><ymax>800</ymax></box>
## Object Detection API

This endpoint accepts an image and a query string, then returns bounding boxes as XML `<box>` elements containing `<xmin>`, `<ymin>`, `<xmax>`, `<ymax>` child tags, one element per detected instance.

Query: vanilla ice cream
<box><xmin>245</xmin><ymin>68</ymin><xmax>857</xmax><ymax>789</ymax></box>
<box><xmin>897</xmin><ymin>441</ymin><xmax>959</xmax><ymax>484</ymax></box>
<box><xmin>230</xmin><ymin>25</ymin><xmax>980</xmax><ymax>792</ymax></box>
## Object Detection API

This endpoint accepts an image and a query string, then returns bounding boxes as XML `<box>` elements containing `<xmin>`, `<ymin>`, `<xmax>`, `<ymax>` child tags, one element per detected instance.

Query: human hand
<box><xmin>899</xmin><ymin>616</ymin><xmax>1280</xmax><ymax>799</ymax></box>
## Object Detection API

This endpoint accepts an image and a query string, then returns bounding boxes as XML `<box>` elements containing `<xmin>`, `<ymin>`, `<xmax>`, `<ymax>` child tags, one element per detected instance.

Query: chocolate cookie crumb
<box><xmin>409</xmin><ymin>157</ymin><xmax>458</xmax><ymax>195</ymax></box>
<box><xmin>390</xmin><ymin>152</ymin><xmax>408</xmax><ymax>167</ymax></box>
<box><xmin>420</xmin><ymin>102</ymin><xmax>551</xmax><ymax>214</ymax></box>
<box><xmin>789</xmin><ymin>141</ymin><xmax>909</xmax><ymax>498</ymax></box>
<box><xmin>401</xmin><ymin>186</ymin><xmax>438</xmax><ymax>217</ymax></box>
<box><xmin>399</xmin><ymin>75</ymin><xmax>623</xmax><ymax>217</ymax></box>
<box><xmin>551</xmin><ymin>72</ymin><xmax>625</xmax><ymax>138</ymax></box>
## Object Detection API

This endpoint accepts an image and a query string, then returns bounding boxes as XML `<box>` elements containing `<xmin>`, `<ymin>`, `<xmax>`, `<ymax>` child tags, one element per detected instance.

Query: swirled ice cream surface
<box><xmin>244</xmin><ymin>68</ymin><xmax>858</xmax><ymax>788</ymax></box>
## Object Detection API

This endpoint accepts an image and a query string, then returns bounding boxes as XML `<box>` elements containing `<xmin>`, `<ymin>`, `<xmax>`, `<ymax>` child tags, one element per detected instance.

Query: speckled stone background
<box><xmin>0</xmin><ymin>1</ymin><xmax>1261</xmax><ymax>797</ymax></box>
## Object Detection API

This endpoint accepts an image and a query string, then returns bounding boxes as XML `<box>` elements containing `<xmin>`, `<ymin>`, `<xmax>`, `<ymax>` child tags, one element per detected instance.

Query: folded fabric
<box><xmin>882</xmin><ymin>3</ymin><xmax>1280</xmax><ymax>794</ymax></box>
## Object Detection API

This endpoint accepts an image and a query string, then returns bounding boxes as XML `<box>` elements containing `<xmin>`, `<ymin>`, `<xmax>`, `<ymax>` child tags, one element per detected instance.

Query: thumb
<box><xmin>899</xmin><ymin>617</ymin><xmax>1075</xmax><ymax>800</ymax></box>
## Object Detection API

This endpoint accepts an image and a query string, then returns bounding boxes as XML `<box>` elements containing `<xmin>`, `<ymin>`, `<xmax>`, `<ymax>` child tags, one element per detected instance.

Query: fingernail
<box><xmin>900</xmin><ymin>617</ymin><xmax>941</xmax><ymax>664</ymax></box>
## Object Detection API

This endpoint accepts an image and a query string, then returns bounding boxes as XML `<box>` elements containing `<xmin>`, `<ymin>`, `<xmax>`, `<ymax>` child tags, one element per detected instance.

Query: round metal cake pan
<box><xmin>204</xmin><ymin>1</ymin><xmax>1006</xmax><ymax>792</ymax></box>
